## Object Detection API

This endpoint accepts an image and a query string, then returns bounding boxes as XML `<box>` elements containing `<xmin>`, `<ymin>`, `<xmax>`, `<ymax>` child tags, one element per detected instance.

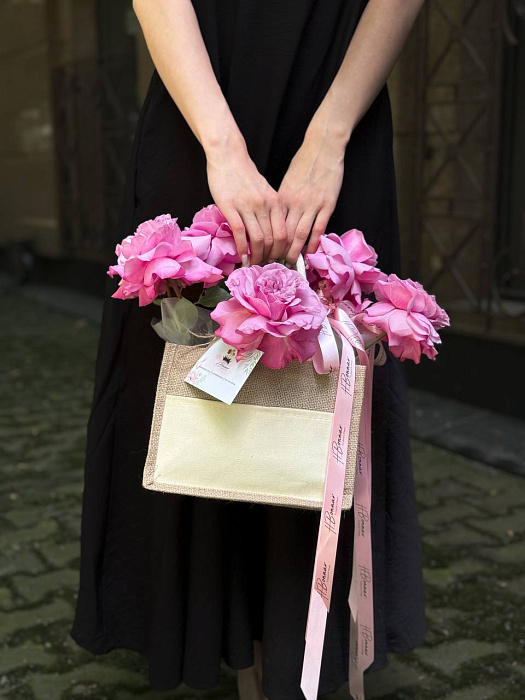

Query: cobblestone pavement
<box><xmin>1</xmin><ymin>297</ymin><xmax>524</xmax><ymax>700</ymax></box>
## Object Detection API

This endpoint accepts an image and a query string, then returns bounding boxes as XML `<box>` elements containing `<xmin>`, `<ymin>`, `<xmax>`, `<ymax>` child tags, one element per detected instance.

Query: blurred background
<box><xmin>1</xmin><ymin>2</ymin><xmax>524</xmax><ymax>700</ymax></box>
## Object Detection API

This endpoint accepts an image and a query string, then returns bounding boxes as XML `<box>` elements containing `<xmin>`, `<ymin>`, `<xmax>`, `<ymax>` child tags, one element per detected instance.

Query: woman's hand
<box><xmin>205</xmin><ymin>135</ymin><xmax>288</xmax><ymax>266</ymax></box>
<box><xmin>278</xmin><ymin>123</ymin><xmax>347</xmax><ymax>265</ymax></box>
<box><xmin>276</xmin><ymin>0</ymin><xmax>426</xmax><ymax>267</ymax></box>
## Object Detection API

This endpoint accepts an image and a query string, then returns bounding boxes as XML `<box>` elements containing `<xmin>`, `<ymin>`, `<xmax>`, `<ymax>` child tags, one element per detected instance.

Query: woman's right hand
<box><xmin>205</xmin><ymin>135</ymin><xmax>289</xmax><ymax>265</ymax></box>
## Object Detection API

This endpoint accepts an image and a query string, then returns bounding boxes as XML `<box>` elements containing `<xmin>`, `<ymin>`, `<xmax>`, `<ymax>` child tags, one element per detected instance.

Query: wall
<box><xmin>0</xmin><ymin>0</ymin><xmax>60</xmax><ymax>258</ymax></box>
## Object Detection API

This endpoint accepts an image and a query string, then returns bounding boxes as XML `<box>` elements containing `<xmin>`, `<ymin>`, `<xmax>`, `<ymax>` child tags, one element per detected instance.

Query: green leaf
<box><xmin>197</xmin><ymin>285</ymin><xmax>231</xmax><ymax>309</ymax></box>
<box><xmin>167</xmin><ymin>297</ymin><xmax>199</xmax><ymax>330</ymax></box>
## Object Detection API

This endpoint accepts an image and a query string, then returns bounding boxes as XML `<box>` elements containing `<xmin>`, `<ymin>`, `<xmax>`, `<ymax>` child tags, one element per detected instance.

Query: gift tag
<box><xmin>185</xmin><ymin>339</ymin><xmax>263</xmax><ymax>405</ymax></box>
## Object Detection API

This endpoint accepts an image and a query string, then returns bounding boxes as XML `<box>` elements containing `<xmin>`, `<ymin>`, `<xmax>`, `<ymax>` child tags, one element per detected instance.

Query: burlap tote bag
<box><xmin>143</xmin><ymin>340</ymin><xmax>366</xmax><ymax>510</ymax></box>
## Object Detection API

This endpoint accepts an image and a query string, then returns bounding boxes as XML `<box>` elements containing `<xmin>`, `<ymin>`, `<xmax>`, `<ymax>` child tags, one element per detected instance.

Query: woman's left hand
<box><xmin>277</xmin><ymin>124</ymin><xmax>347</xmax><ymax>265</ymax></box>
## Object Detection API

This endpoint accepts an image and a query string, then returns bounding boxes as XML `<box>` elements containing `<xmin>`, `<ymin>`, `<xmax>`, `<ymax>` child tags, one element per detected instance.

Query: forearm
<box><xmin>306</xmin><ymin>0</ymin><xmax>425</xmax><ymax>148</ymax></box>
<box><xmin>277</xmin><ymin>0</ymin><xmax>424</xmax><ymax>260</ymax></box>
<box><xmin>133</xmin><ymin>0</ymin><xmax>287</xmax><ymax>264</ymax></box>
<box><xmin>132</xmin><ymin>0</ymin><xmax>245</xmax><ymax>158</ymax></box>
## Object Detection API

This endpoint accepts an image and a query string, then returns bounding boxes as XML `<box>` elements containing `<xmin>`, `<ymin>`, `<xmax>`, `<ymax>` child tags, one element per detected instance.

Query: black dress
<box><xmin>71</xmin><ymin>1</ymin><xmax>426</xmax><ymax>697</ymax></box>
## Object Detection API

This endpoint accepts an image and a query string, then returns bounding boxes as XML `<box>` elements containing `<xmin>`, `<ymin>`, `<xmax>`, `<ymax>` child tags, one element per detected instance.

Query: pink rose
<box><xmin>182</xmin><ymin>204</ymin><xmax>242</xmax><ymax>277</ymax></box>
<box><xmin>306</xmin><ymin>230</ymin><xmax>385</xmax><ymax>308</ymax></box>
<box><xmin>108</xmin><ymin>214</ymin><xmax>223</xmax><ymax>306</ymax></box>
<box><xmin>210</xmin><ymin>263</ymin><xmax>327</xmax><ymax>369</ymax></box>
<box><xmin>362</xmin><ymin>274</ymin><xmax>450</xmax><ymax>363</ymax></box>
<box><xmin>340</xmin><ymin>228</ymin><xmax>386</xmax><ymax>295</ymax></box>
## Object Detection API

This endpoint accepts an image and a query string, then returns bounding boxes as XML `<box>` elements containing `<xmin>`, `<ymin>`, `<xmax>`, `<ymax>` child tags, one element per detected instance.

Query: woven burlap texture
<box><xmin>144</xmin><ymin>341</ymin><xmax>366</xmax><ymax>510</ymax></box>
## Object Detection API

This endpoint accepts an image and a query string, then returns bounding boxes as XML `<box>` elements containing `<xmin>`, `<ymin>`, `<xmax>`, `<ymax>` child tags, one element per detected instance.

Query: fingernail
<box><xmin>241</xmin><ymin>254</ymin><xmax>249</xmax><ymax>267</ymax></box>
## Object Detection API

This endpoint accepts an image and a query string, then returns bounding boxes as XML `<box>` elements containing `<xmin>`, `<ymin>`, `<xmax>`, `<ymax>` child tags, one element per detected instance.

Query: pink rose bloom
<box><xmin>306</xmin><ymin>230</ymin><xmax>385</xmax><ymax>308</ymax></box>
<box><xmin>210</xmin><ymin>263</ymin><xmax>327</xmax><ymax>369</ymax></box>
<box><xmin>108</xmin><ymin>214</ymin><xmax>223</xmax><ymax>306</ymax></box>
<box><xmin>362</xmin><ymin>274</ymin><xmax>450</xmax><ymax>363</ymax></box>
<box><xmin>182</xmin><ymin>204</ymin><xmax>242</xmax><ymax>277</ymax></box>
<box><xmin>340</xmin><ymin>228</ymin><xmax>386</xmax><ymax>294</ymax></box>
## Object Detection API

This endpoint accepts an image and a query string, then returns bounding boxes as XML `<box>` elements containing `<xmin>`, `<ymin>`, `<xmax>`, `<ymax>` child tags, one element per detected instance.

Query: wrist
<box><xmin>305</xmin><ymin>99</ymin><xmax>355</xmax><ymax>154</ymax></box>
<box><xmin>302</xmin><ymin>121</ymin><xmax>348</xmax><ymax>165</ymax></box>
<box><xmin>200</xmin><ymin>112</ymin><xmax>248</xmax><ymax>164</ymax></box>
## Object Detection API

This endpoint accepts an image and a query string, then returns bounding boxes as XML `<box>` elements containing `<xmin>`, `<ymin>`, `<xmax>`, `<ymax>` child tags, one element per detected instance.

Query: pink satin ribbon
<box><xmin>301</xmin><ymin>303</ymin><xmax>376</xmax><ymax>700</ymax></box>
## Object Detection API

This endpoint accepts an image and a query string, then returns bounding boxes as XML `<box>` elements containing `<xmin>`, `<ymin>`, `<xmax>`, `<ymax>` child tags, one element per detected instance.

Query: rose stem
<box><xmin>364</xmin><ymin>331</ymin><xmax>387</xmax><ymax>350</ymax></box>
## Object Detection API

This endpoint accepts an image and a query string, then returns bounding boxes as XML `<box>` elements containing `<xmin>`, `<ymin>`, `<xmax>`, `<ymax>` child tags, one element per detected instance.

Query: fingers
<box><xmin>207</xmin><ymin>156</ymin><xmax>286</xmax><ymax>266</ymax></box>
<box><xmin>282</xmin><ymin>208</ymin><xmax>301</xmax><ymax>260</ymax></box>
<box><xmin>221</xmin><ymin>206</ymin><xmax>250</xmax><ymax>264</ymax></box>
<box><xmin>224</xmin><ymin>193</ymin><xmax>289</xmax><ymax>266</ymax></box>
<box><xmin>241</xmin><ymin>211</ymin><xmax>265</xmax><ymax>265</ymax></box>
<box><xmin>285</xmin><ymin>210</ymin><xmax>317</xmax><ymax>266</ymax></box>
<box><xmin>214</xmin><ymin>200</ymin><xmax>328</xmax><ymax>270</ymax></box>
<box><xmin>221</xmin><ymin>192</ymin><xmax>329</xmax><ymax>267</ymax></box>
<box><xmin>254</xmin><ymin>206</ymin><xmax>274</xmax><ymax>263</ymax></box>
<box><xmin>267</xmin><ymin>201</ymin><xmax>289</xmax><ymax>262</ymax></box>
<box><xmin>305</xmin><ymin>207</ymin><xmax>331</xmax><ymax>255</ymax></box>
<box><xmin>221</xmin><ymin>201</ymin><xmax>271</xmax><ymax>266</ymax></box>
<box><xmin>255</xmin><ymin>191</ymin><xmax>289</xmax><ymax>263</ymax></box>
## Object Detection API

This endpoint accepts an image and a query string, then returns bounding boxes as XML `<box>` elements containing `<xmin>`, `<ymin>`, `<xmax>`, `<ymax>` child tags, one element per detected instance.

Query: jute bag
<box><xmin>143</xmin><ymin>340</ymin><xmax>366</xmax><ymax>510</ymax></box>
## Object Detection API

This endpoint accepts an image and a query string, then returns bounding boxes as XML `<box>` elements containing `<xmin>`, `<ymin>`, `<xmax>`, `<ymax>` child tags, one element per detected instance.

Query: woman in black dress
<box><xmin>71</xmin><ymin>0</ymin><xmax>427</xmax><ymax>698</ymax></box>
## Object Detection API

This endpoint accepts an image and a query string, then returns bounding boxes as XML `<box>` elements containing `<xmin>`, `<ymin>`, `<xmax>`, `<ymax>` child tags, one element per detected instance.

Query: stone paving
<box><xmin>1</xmin><ymin>296</ymin><xmax>524</xmax><ymax>700</ymax></box>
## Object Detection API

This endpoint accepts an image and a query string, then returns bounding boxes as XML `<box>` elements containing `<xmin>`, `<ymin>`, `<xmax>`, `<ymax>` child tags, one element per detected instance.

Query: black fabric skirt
<box><xmin>71</xmin><ymin>1</ymin><xmax>426</xmax><ymax>697</ymax></box>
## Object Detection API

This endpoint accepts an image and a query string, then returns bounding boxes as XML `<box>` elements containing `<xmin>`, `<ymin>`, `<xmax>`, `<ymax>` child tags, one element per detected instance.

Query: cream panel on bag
<box><xmin>154</xmin><ymin>395</ymin><xmax>335</xmax><ymax>503</ymax></box>
<box><xmin>143</xmin><ymin>342</ymin><xmax>366</xmax><ymax>510</ymax></box>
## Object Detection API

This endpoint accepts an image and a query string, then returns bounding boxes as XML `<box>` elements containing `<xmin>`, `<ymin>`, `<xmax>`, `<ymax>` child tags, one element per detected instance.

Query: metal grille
<box><xmin>410</xmin><ymin>0</ymin><xmax>524</xmax><ymax>340</ymax></box>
